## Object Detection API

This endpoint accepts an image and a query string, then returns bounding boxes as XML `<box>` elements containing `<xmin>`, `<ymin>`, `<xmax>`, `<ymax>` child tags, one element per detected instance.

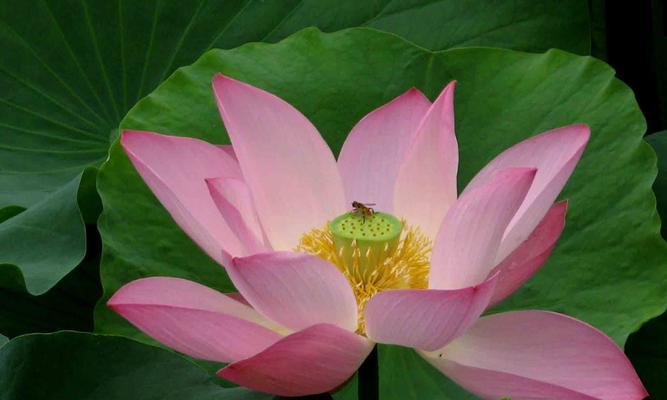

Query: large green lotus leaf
<box><xmin>0</xmin><ymin>162</ymin><xmax>101</xmax><ymax>337</ymax></box>
<box><xmin>96</xmin><ymin>28</ymin><xmax>666</xmax><ymax>397</ymax></box>
<box><xmin>0</xmin><ymin>332</ymin><xmax>273</xmax><ymax>400</ymax></box>
<box><xmin>0</xmin><ymin>168</ymin><xmax>98</xmax><ymax>295</ymax></box>
<box><xmin>0</xmin><ymin>167</ymin><xmax>101</xmax><ymax>337</ymax></box>
<box><xmin>0</xmin><ymin>0</ymin><xmax>591</xmax><ymax>300</ymax></box>
<box><xmin>267</xmin><ymin>0</ymin><xmax>591</xmax><ymax>54</ymax></box>
<box><xmin>0</xmin><ymin>224</ymin><xmax>101</xmax><ymax>338</ymax></box>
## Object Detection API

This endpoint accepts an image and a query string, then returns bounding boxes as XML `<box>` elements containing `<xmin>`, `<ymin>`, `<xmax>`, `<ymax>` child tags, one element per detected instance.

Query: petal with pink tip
<box><xmin>230</xmin><ymin>252</ymin><xmax>358</xmax><ymax>332</ymax></box>
<box><xmin>393</xmin><ymin>81</ymin><xmax>458</xmax><ymax>239</ymax></box>
<box><xmin>213</xmin><ymin>75</ymin><xmax>346</xmax><ymax>250</ymax></box>
<box><xmin>364</xmin><ymin>273</ymin><xmax>497</xmax><ymax>351</ymax></box>
<box><xmin>218</xmin><ymin>324</ymin><xmax>373</xmax><ymax>397</ymax></box>
<box><xmin>107</xmin><ymin>277</ymin><xmax>282</xmax><ymax>363</ymax></box>
<box><xmin>338</xmin><ymin>88</ymin><xmax>431</xmax><ymax>212</ymax></box>
<box><xmin>430</xmin><ymin>168</ymin><xmax>536</xmax><ymax>290</ymax></box>
<box><xmin>423</xmin><ymin>311</ymin><xmax>647</xmax><ymax>400</ymax></box>
<box><xmin>487</xmin><ymin>201</ymin><xmax>567</xmax><ymax>307</ymax></box>
<box><xmin>206</xmin><ymin>177</ymin><xmax>269</xmax><ymax>254</ymax></box>
<box><xmin>463</xmin><ymin>124</ymin><xmax>590</xmax><ymax>262</ymax></box>
<box><xmin>121</xmin><ymin>131</ymin><xmax>246</xmax><ymax>261</ymax></box>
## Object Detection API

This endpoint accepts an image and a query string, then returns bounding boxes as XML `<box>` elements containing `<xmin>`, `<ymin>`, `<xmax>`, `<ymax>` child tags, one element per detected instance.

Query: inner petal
<box><xmin>296</xmin><ymin>207</ymin><xmax>432</xmax><ymax>334</ymax></box>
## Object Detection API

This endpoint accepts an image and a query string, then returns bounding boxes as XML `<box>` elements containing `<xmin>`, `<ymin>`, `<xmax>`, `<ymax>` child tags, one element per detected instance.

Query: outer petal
<box><xmin>393</xmin><ymin>81</ymin><xmax>458</xmax><ymax>239</ymax></box>
<box><xmin>218</xmin><ymin>324</ymin><xmax>373</xmax><ymax>397</ymax></box>
<box><xmin>338</xmin><ymin>88</ymin><xmax>431</xmax><ymax>212</ymax></box>
<box><xmin>213</xmin><ymin>74</ymin><xmax>346</xmax><ymax>250</ymax></box>
<box><xmin>487</xmin><ymin>201</ymin><xmax>567</xmax><ymax>307</ymax></box>
<box><xmin>364</xmin><ymin>273</ymin><xmax>497</xmax><ymax>351</ymax></box>
<box><xmin>463</xmin><ymin>124</ymin><xmax>590</xmax><ymax>262</ymax></box>
<box><xmin>206</xmin><ymin>177</ymin><xmax>269</xmax><ymax>254</ymax></box>
<box><xmin>423</xmin><ymin>311</ymin><xmax>647</xmax><ymax>400</ymax></box>
<box><xmin>230</xmin><ymin>252</ymin><xmax>358</xmax><ymax>332</ymax></box>
<box><xmin>107</xmin><ymin>277</ymin><xmax>282</xmax><ymax>363</ymax></box>
<box><xmin>121</xmin><ymin>130</ymin><xmax>246</xmax><ymax>261</ymax></box>
<box><xmin>430</xmin><ymin>168</ymin><xmax>537</xmax><ymax>290</ymax></box>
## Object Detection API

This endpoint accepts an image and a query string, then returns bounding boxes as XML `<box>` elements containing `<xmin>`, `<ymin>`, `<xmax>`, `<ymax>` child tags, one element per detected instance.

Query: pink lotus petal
<box><xmin>426</xmin><ymin>360</ymin><xmax>598</xmax><ymax>400</ymax></box>
<box><xmin>225</xmin><ymin>292</ymin><xmax>250</xmax><ymax>306</ymax></box>
<box><xmin>213</xmin><ymin>74</ymin><xmax>346</xmax><ymax>250</ymax></box>
<box><xmin>423</xmin><ymin>311</ymin><xmax>647</xmax><ymax>400</ymax></box>
<box><xmin>393</xmin><ymin>81</ymin><xmax>458</xmax><ymax>239</ymax></box>
<box><xmin>107</xmin><ymin>277</ymin><xmax>282</xmax><ymax>363</ymax></box>
<box><xmin>217</xmin><ymin>144</ymin><xmax>238</xmax><ymax>162</ymax></box>
<box><xmin>463</xmin><ymin>124</ymin><xmax>590</xmax><ymax>262</ymax></box>
<box><xmin>121</xmin><ymin>130</ymin><xmax>246</xmax><ymax>262</ymax></box>
<box><xmin>206</xmin><ymin>177</ymin><xmax>269</xmax><ymax>254</ymax></box>
<box><xmin>230</xmin><ymin>251</ymin><xmax>358</xmax><ymax>331</ymax></box>
<box><xmin>430</xmin><ymin>168</ymin><xmax>537</xmax><ymax>290</ymax></box>
<box><xmin>487</xmin><ymin>201</ymin><xmax>567</xmax><ymax>307</ymax></box>
<box><xmin>338</xmin><ymin>88</ymin><xmax>431</xmax><ymax>212</ymax></box>
<box><xmin>218</xmin><ymin>323</ymin><xmax>373</xmax><ymax>397</ymax></box>
<box><xmin>364</xmin><ymin>273</ymin><xmax>497</xmax><ymax>351</ymax></box>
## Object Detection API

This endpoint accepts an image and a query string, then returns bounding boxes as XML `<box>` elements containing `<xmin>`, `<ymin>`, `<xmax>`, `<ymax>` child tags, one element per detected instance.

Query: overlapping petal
<box><xmin>463</xmin><ymin>124</ymin><xmax>590</xmax><ymax>262</ymax></box>
<box><xmin>218</xmin><ymin>324</ymin><xmax>373</xmax><ymax>397</ymax></box>
<box><xmin>229</xmin><ymin>252</ymin><xmax>358</xmax><ymax>332</ymax></box>
<box><xmin>487</xmin><ymin>201</ymin><xmax>567</xmax><ymax>307</ymax></box>
<box><xmin>422</xmin><ymin>311</ymin><xmax>647</xmax><ymax>400</ymax></box>
<box><xmin>217</xmin><ymin>144</ymin><xmax>237</xmax><ymax>162</ymax></box>
<box><xmin>206</xmin><ymin>177</ymin><xmax>268</xmax><ymax>254</ymax></box>
<box><xmin>393</xmin><ymin>81</ymin><xmax>458</xmax><ymax>239</ymax></box>
<box><xmin>121</xmin><ymin>131</ymin><xmax>246</xmax><ymax>261</ymax></box>
<box><xmin>429</xmin><ymin>167</ymin><xmax>536</xmax><ymax>290</ymax></box>
<box><xmin>107</xmin><ymin>277</ymin><xmax>281</xmax><ymax>363</ymax></box>
<box><xmin>338</xmin><ymin>88</ymin><xmax>431</xmax><ymax>211</ymax></box>
<box><xmin>213</xmin><ymin>74</ymin><xmax>346</xmax><ymax>250</ymax></box>
<box><xmin>364</xmin><ymin>273</ymin><xmax>497</xmax><ymax>351</ymax></box>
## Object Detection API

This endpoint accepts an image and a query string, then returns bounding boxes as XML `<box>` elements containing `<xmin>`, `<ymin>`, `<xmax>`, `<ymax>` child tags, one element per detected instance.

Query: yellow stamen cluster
<box><xmin>296</xmin><ymin>220</ymin><xmax>432</xmax><ymax>334</ymax></box>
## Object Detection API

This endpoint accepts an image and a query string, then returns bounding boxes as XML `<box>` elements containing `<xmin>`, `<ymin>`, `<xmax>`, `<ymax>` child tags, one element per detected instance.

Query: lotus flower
<box><xmin>108</xmin><ymin>74</ymin><xmax>646</xmax><ymax>399</ymax></box>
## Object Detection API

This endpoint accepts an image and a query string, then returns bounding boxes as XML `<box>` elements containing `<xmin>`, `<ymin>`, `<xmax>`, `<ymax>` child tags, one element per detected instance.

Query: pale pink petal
<box><xmin>229</xmin><ymin>251</ymin><xmax>358</xmax><ymax>331</ymax></box>
<box><xmin>121</xmin><ymin>130</ymin><xmax>246</xmax><ymax>261</ymax></box>
<box><xmin>107</xmin><ymin>277</ymin><xmax>282</xmax><ymax>363</ymax></box>
<box><xmin>213</xmin><ymin>75</ymin><xmax>346</xmax><ymax>250</ymax></box>
<box><xmin>424</xmin><ymin>361</ymin><xmax>598</xmax><ymax>400</ymax></box>
<box><xmin>218</xmin><ymin>324</ymin><xmax>373</xmax><ymax>397</ymax></box>
<box><xmin>423</xmin><ymin>311</ymin><xmax>647</xmax><ymax>400</ymax></box>
<box><xmin>338</xmin><ymin>88</ymin><xmax>431</xmax><ymax>212</ymax></box>
<box><xmin>364</xmin><ymin>273</ymin><xmax>497</xmax><ymax>351</ymax></box>
<box><xmin>463</xmin><ymin>124</ymin><xmax>590</xmax><ymax>262</ymax></box>
<box><xmin>206</xmin><ymin>177</ymin><xmax>269</xmax><ymax>254</ymax></box>
<box><xmin>393</xmin><ymin>81</ymin><xmax>458</xmax><ymax>239</ymax></box>
<box><xmin>429</xmin><ymin>168</ymin><xmax>537</xmax><ymax>290</ymax></box>
<box><xmin>487</xmin><ymin>201</ymin><xmax>567</xmax><ymax>307</ymax></box>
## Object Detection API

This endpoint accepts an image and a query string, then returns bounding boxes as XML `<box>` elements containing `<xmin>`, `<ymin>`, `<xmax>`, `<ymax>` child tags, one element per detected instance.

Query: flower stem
<box><xmin>358</xmin><ymin>345</ymin><xmax>379</xmax><ymax>400</ymax></box>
